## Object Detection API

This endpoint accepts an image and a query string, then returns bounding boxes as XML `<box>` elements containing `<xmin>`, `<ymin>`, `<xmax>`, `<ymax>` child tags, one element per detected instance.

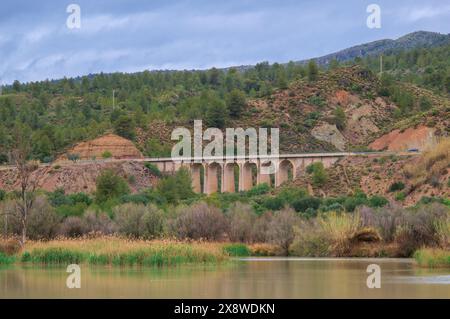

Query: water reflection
<box><xmin>0</xmin><ymin>259</ymin><xmax>449</xmax><ymax>298</ymax></box>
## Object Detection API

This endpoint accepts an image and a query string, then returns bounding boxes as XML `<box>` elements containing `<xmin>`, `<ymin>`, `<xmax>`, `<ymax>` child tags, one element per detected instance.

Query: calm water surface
<box><xmin>0</xmin><ymin>258</ymin><xmax>449</xmax><ymax>298</ymax></box>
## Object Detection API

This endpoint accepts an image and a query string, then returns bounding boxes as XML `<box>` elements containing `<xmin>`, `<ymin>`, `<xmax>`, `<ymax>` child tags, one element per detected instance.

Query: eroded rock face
<box><xmin>369</xmin><ymin>125</ymin><xmax>436</xmax><ymax>151</ymax></box>
<box><xmin>0</xmin><ymin>161</ymin><xmax>158</xmax><ymax>194</ymax></box>
<box><xmin>59</xmin><ymin>133</ymin><xmax>143</xmax><ymax>160</ymax></box>
<box><xmin>311</xmin><ymin>123</ymin><xmax>347</xmax><ymax>151</ymax></box>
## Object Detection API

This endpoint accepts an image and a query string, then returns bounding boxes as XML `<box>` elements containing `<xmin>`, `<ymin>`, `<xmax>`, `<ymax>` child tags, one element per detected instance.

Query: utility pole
<box><xmin>112</xmin><ymin>89</ymin><xmax>115</xmax><ymax>110</ymax></box>
<box><xmin>379</xmin><ymin>55</ymin><xmax>383</xmax><ymax>77</ymax></box>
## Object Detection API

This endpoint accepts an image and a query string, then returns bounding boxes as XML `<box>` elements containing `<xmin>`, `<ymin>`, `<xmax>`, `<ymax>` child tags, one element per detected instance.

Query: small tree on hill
<box><xmin>226</xmin><ymin>89</ymin><xmax>246</xmax><ymax>118</ymax></box>
<box><xmin>307</xmin><ymin>60</ymin><xmax>319</xmax><ymax>82</ymax></box>
<box><xmin>95</xmin><ymin>170</ymin><xmax>130</xmax><ymax>203</ymax></box>
<box><xmin>333</xmin><ymin>106</ymin><xmax>347</xmax><ymax>130</ymax></box>
<box><xmin>113</xmin><ymin>115</ymin><xmax>136</xmax><ymax>140</ymax></box>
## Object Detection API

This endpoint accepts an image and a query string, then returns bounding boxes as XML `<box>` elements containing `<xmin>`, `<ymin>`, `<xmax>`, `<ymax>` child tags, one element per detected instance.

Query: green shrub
<box><xmin>262</xmin><ymin>196</ymin><xmax>284</xmax><ymax>211</ymax></box>
<box><xmin>223</xmin><ymin>244</ymin><xmax>251</xmax><ymax>257</ymax></box>
<box><xmin>292</xmin><ymin>196</ymin><xmax>321</xmax><ymax>213</ymax></box>
<box><xmin>395</xmin><ymin>192</ymin><xmax>406</xmax><ymax>201</ymax></box>
<box><xmin>156</xmin><ymin>168</ymin><xmax>195</xmax><ymax>205</ymax></box>
<box><xmin>368</xmin><ymin>196</ymin><xmax>389</xmax><ymax>208</ymax></box>
<box><xmin>307</xmin><ymin>95</ymin><xmax>325</xmax><ymax>107</ymax></box>
<box><xmin>276</xmin><ymin>186</ymin><xmax>308</xmax><ymax>206</ymax></box>
<box><xmin>0</xmin><ymin>252</ymin><xmax>16</xmax><ymax>265</ymax></box>
<box><xmin>246</xmin><ymin>183</ymin><xmax>270</xmax><ymax>196</ymax></box>
<box><xmin>102</xmin><ymin>151</ymin><xmax>112</xmax><ymax>159</ymax></box>
<box><xmin>95</xmin><ymin>170</ymin><xmax>130</xmax><ymax>203</ymax></box>
<box><xmin>389</xmin><ymin>181</ymin><xmax>405</xmax><ymax>192</ymax></box>
<box><xmin>306</xmin><ymin>162</ymin><xmax>328</xmax><ymax>186</ymax></box>
<box><xmin>120</xmin><ymin>193</ymin><xmax>150</xmax><ymax>205</ymax></box>
<box><xmin>56</xmin><ymin>202</ymin><xmax>87</xmax><ymax>217</ymax></box>
<box><xmin>144</xmin><ymin>163</ymin><xmax>162</xmax><ymax>177</ymax></box>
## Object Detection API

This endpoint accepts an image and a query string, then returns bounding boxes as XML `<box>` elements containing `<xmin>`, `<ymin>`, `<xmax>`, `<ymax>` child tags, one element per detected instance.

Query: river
<box><xmin>0</xmin><ymin>258</ymin><xmax>449</xmax><ymax>298</ymax></box>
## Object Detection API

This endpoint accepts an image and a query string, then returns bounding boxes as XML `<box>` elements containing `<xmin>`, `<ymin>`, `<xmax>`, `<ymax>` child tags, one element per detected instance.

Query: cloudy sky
<box><xmin>1</xmin><ymin>0</ymin><xmax>449</xmax><ymax>84</ymax></box>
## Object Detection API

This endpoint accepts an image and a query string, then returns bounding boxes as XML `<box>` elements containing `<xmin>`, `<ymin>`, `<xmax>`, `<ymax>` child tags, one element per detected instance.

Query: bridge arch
<box><xmin>276</xmin><ymin>159</ymin><xmax>296</xmax><ymax>186</ymax></box>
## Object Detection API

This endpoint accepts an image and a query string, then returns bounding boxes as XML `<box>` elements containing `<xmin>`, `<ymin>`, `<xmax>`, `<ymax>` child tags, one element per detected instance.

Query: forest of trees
<box><xmin>0</xmin><ymin>42</ymin><xmax>448</xmax><ymax>163</ymax></box>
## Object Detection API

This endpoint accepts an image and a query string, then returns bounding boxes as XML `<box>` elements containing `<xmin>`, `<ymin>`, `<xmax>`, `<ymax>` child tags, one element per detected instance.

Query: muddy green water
<box><xmin>0</xmin><ymin>258</ymin><xmax>449</xmax><ymax>298</ymax></box>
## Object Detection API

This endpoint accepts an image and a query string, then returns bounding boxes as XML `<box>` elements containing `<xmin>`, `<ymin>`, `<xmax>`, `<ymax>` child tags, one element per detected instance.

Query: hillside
<box><xmin>136</xmin><ymin>65</ymin><xmax>449</xmax><ymax>154</ymax></box>
<box><xmin>0</xmin><ymin>31</ymin><xmax>448</xmax><ymax>201</ymax></box>
<box><xmin>1</xmin><ymin>31</ymin><xmax>449</xmax><ymax>164</ymax></box>
<box><xmin>298</xmin><ymin>31</ymin><xmax>450</xmax><ymax>66</ymax></box>
<box><xmin>290</xmin><ymin>138</ymin><xmax>449</xmax><ymax>205</ymax></box>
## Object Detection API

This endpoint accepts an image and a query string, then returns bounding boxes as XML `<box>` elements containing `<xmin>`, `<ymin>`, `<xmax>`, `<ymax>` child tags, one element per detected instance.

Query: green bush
<box><xmin>102</xmin><ymin>151</ymin><xmax>112</xmax><ymax>159</ymax></box>
<box><xmin>262</xmin><ymin>197</ymin><xmax>284</xmax><ymax>211</ymax></box>
<box><xmin>276</xmin><ymin>186</ymin><xmax>308</xmax><ymax>206</ymax></box>
<box><xmin>395</xmin><ymin>192</ymin><xmax>406</xmax><ymax>201</ymax></box>
<box><xmin>0</xmin><ymin>252</ymin><xmax>16</xmax><ymax>265</ymax></box>
<box><xmin>95</xmin><ymin>170</ymin><xmax>130</xmax><ymax>203</ymax></box>
<box><xmin>246</xmin><ymin>183</ymin><xmax>270</xmax><ymax>196</ymax></box>
<box><xmin>368</xmin><ymin>196</ymin><xmax>389</xmax><ymax>208</ymax></box>
<box><xmin>306</xmin><ymin>162</ymin><xmax>328</xmax><ymax>186</ymax></box>
<box><xmin>389</xmin><ymin>181</ymin><xmax>405</xmax><ymax>192</ymax></box>
<box><xmin>223</xmin><ymin>244</ymin><xmax>251</xmax><ymax>257</ymax></box>
<box><xmin>292</xmin><ymin>197</ymin><xmax>321</xmax><ymax>213</ymax></box>
<box><xmin>156</xmin><ymin>168</ymin><xmax>195</xmax><ymax>205</ymax></box>
<box><xmin>144</xmin><ymin>163</ymin><xmax>162</xmax><ymax>177</ymax></box>
<box><xmin>120</xmin><ymin>193</ymin><xmax>150</xmax><ymax>205</ymax></box>
<box><xmin>56</xmin><ymin>202</ymin><xmax>87</xmax><ymax>217</ymax></box>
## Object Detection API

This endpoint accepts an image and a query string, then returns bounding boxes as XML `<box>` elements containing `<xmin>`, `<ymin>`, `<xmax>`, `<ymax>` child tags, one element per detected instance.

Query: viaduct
<box><xmin>141</xmin><ymin>152</ymin><xmax>366</xmax><ymax>194</ymax></box>
<box><xmin>1</xmin><ymin>151</ymin><xmax>414</xmax><ymax>194</ymax></box>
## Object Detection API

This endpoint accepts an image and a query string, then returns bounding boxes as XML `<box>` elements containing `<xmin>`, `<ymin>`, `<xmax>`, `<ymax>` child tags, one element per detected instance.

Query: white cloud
<box><xmin>403</xmin><ymin>5</ymin><xmax>450</xmax><ymax>22</ymax></box>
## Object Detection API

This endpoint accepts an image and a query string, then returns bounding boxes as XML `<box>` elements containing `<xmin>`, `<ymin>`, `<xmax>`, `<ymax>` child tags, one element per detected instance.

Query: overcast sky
<box><xmin>1</xmin><ymin>0</ymin><xmax>449</xmax><ymax>84</ymax></box>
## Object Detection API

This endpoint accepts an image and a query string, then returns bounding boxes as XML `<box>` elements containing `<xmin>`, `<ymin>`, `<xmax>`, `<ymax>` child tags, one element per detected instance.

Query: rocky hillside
<box><xmin>291</xmin><ymin>138</ymin><xmax>449</xmax><ymax>205</ymax></box>
<box><xmin>136</xmin><ymin>66</ymin><xmax>449</xmax><ymax>154</ymax></box>
<box><xmin>0</xmin><ymin>161</ymin><xmax>157</xmax><ymax>194</ymax></box>
<box><xmin>58</xmin><ymin>133</ymin><xmax>143</xmax><ymax>161</ymax></box>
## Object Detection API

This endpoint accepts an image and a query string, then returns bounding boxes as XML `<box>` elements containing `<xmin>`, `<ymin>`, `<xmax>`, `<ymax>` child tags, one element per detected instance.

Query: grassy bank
<box><xmin>18</xmin><ymin>237</ymin><xmax>228</xmax><ymax>267</ymax></box>
<box><xmin>0</xmin><ymin>252</ymin><xmax>16</xmax><ymax>265</ymax></box>
<box><xmin>414</xmin><ymin>248</ymin><xmax>450</xmax><ymax>268</ymax></box>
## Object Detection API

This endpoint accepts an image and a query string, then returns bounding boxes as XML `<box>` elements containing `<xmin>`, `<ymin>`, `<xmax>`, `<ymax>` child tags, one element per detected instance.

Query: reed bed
<box><xmin>413</xmin><ymin>248</ymin><xmax>450</xmax><ymax>268</ymax></box>
<box><xmin>19</xmin><ymin>236</ymin><xmax>228</xmax><ymax>266</ymax></box>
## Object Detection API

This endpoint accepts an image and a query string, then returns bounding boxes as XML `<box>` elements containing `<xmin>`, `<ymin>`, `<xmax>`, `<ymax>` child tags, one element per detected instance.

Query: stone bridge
<box><xmin>142</xmin><ymin>152</ymin><xmax>366</xmax><ymax>194</ymax></box>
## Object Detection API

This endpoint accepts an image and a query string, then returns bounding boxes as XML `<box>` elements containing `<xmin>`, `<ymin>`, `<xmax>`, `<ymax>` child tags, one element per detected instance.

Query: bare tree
<box><xmin>9</xmin><ymin>126</ymin><xmax>40</xmax><ymax>245</ymax></box>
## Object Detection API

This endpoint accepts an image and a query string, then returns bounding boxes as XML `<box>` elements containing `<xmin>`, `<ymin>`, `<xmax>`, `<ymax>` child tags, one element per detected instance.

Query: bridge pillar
<box><xmin>241</xmin><ymin>161</ymin><xmax>256</xmax><ymax>191</ymax></box>
<box><xmin>205</xmin><ymin>162</ymin><xmax>222</xmax><ymax>195</ymax></box>
<box><xmin>191</xmin><ymin>163</ymin><xmax>204</xmax><ymax>193</ymax></box>
<box><xmin>222</xmin><ymin>162</ymin><xmax>237</xmax><ymax>193</ymax></box>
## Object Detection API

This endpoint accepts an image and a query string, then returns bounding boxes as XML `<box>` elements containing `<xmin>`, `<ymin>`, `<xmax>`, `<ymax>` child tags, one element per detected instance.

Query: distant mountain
<box><xmin>298</xmin><ymin>31</ymin><xmax>450</xmax><ymax>66</ymax></box>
